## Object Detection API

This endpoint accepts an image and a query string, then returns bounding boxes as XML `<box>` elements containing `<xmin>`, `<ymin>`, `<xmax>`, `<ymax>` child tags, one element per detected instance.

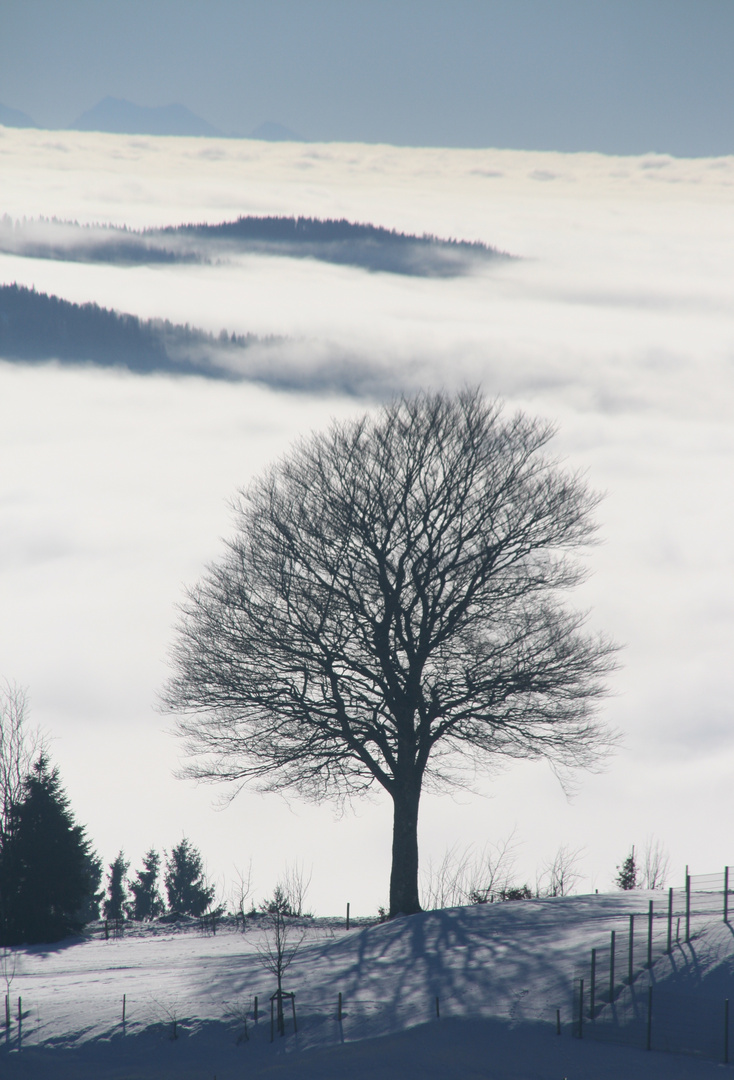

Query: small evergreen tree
<box><xmin>164</xmin><ymin>838</ymin><xmax>215</xmax><ymax>917</ymax></box>
<box><xmin>616</xmin><ymin>846</ymin><xmax>638</xmax><ymax>890</ymax></box>
<box><xmin>0</xmin><ymin>755</ymin><xmax>100</xmax><ymax>944</ymax></box>
<box><xmin>103</xmin><ymin>851</ymin><xmax>129</xmax><ymax>921</ymax></box>
<box><xmin>128</xmin><ymin>848</ymin><xmax>164</xmax><ymax>921</ymax></box>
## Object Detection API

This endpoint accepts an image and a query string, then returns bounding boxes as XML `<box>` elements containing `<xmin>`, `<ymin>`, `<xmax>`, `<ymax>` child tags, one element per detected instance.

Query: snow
<box><xmin>2</xmin><ymin>892</ymin><xmax>732</xmax><ymax>1078</ymax></box>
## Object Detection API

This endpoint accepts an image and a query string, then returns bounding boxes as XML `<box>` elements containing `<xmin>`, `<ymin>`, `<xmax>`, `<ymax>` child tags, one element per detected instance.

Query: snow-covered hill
<box><xmin>2</xmin><ymin>892</ymin><xmax>732</xmax><ymax>1078</ymax></box>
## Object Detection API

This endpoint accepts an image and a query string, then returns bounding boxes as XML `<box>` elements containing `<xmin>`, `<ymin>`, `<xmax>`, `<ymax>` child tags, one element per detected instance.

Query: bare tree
<box><xmin>281</xmin><ymin>861</ymin><xmax>312</xmax><ymax>918</ymax></box>
<box><xmin>466</xmin><ymin>831</ymin><xmax>522</xmax><ymax>903</ymax></box>
<box><xmin>0</xmin><ymin>681</ymin><xmax>44</xmax><ymax>840</ymax></box>
<box><xmin>256</xmin><ymin>885</ymin><xmax>305</xmax><ymax>1036</ymax></box>
<box><xmin>230</xmin><ymin>861</ymin><xmax>254</xmax><ymax>929</ymax></box>
<box><xmin>641</xmin><ymin>837</ymin><xmax>670</xmax><ymax>890</ymax></box>
<box><xmin>422</xmin><ymin>830</ymin><xmax>521</xmax><ymax>908</ymax></box>
<box><xmin>540</xmin><ymin>844</ymin><xmax>584</xmax><ymax>897</ymax></box>
<box><xmin>421</xmin><ymin>845</ymin><xmax>477</xmax><ymax>910</ymax></box>
<box><xmin>163</xmin><ymin>391</ymin><xmax>617</xmax><ymax>916</ymax></box>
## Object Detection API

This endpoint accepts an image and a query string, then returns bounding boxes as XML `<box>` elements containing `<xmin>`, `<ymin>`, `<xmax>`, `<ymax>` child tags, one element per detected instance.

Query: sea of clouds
<box><xmin>1</xmin><ymin>126</ymin><xmax>732</xmax><ymax>911</ymax></box>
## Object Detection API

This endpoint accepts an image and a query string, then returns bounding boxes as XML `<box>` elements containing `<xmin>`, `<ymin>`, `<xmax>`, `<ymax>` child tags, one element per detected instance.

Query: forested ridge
<box><xmin>0</xmin><ymin>283</ymin><xmax>255</xmax><ymax>377</ymax></box>
<box><xmin>0</xmin><ymin>214</ymin><xmax>508</xmax><ymax>277</ymax></box>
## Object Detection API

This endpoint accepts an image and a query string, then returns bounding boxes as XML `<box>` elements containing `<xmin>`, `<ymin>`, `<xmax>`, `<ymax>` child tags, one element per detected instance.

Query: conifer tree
<box><xmin>128</xmin><ymin>848</ymin><xmax>164</xmax><ymax>920</ymax></box>
<box><xmin>103</xmin><ymin>851</ymin><xmax>129</xmax><ymax>921</ymax></box>
<box><xmin>616</xmin><ymin>846</ymin><xmax>638</xmax><ymax>890</ymax></box>
<box><xmin>0</xmin><ymin>755</ymin><xmax>100</xmax><ymax>944</ymax></box>
<box><xmin>164</xmin><ymin>838</ymin><xmax>215</xmax><ymax>916</ymax></box>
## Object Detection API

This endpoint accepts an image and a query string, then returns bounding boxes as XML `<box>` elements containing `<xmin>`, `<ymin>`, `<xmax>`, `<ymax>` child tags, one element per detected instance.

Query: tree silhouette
<box><xmin>128</xmin><ymin>848</ymin><xmax>165</xmax><ymax>920</ymax></box>
<box><xmin>616</xmin><ymin>846</ymin><xmax>638</xmax><ymax>891</ymax></box>
<box><xmin>164</xmin><ymin>391</ymin><xmax>616</xmax><ymax>916</ymax></box>
<box><xmin>0</xmin><ymin>755</ymin><xmax>100</xmax><ymax>944</ymax></box>
<box><xmin>103</xmin><ymin>851</ymin><xmax>129</xmax><ymax>921</ymax></box>
<box><xmin>163</xmin><ymin>838</ymin><xmax>215</xmax><ymax>916</ymax></box>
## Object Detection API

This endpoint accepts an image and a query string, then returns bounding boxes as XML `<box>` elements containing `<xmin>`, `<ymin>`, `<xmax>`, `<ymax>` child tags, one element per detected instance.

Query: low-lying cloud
<box><xmin>1</xmin><ymin>127</ymin><xmax>733</xmax><ymax>908</ymax></box>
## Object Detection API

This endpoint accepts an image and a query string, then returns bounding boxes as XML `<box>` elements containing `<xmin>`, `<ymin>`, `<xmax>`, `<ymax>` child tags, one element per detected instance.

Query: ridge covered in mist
<box><xmin>0</xmin><ymin>283</ymin><xmax>256</xmax><ymax>380</ymax></box>
<box><xmin>0</xmin><ymin>214</ymin><xmax>509</xmax><ymax>278</ymax></box>
<box><xmin>0</xmin><ymin>283</ymin><xmax>391</xmax><ymax>394</ymax></box>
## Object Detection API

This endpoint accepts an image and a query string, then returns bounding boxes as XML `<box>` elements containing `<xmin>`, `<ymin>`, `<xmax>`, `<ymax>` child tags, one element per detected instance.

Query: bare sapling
<box><xmin>230</xmin><ymin>861</ymin><xmax>254</xmax><ymax>930</ymax></box>
<box><xmin>282</xmin><ymin>861</ymin><xmax>312</xmax><ymax>918</ymax></box>
<box><xmin>641</xmin><ymin>837</ymin><xmax>671</xmax><ymax>890</ymax></box>
<box><xmin>540</xmin><ymin>845</ymin><xmax>584</xmax><ymax>897</ymax></box>
<box><xmin>257</xmin><ymin>885</ymin><xmax>306</xmax><ymax>1036</ymax></box>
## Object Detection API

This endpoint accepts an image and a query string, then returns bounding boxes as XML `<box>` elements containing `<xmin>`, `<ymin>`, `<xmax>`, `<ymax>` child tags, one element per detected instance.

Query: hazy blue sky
<box><xmin>1</xmin><ymin>0</ymin><xmax>733</xmax><ymax>155</ymax></box>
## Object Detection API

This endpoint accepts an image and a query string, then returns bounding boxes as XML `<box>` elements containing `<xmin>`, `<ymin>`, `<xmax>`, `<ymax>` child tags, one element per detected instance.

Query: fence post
<box><xmin>667</xmin><ymin>887</ymin><xmax>673</xmax><ymax>952</ymax></box>
<box><xmin>122</xmin><ymin>994</ymin><xmax>126</xmax><ymax>1026</ymax></box>
<box><xmin>647</xmin><ymin>899</ymin><xmax>653</xmax><ymax>969</ymax></box>
<box><xmin>685</xmin><ymin>873</ymin><xmax>691</xmax><ymax>943</ymax></box>
<box><xmin>590</xmin><ymin>949</ymin><xmax>596</xmax><ymax>1019</ymax></box>
<box><xmin>17</xmin><ymin>996</ymin><xmax>21</xmax><ymax>1051</ymax></box>
<box><xmin>609</xmin><ymin>930</ymin><xmax>616</xmax><ymax>1003</ymax></box>
<box><xmin>725</xmin><ymin>998</ymin><xmax>730</xmax><ymax>1065</ymax></box>
<box><xmin>338</xmin><ymin>991</ymin><xmax>342</xmax><ymax>1022</ymax></box>
<box><xmin>628</xmin><ymin>914</ymin><xmax>634</xmax><ymax>984</ymax></box>
<box><xmin>346</xmin><ymin>902</ymin><xmax>350</xmax><ymax>930</ymax></box>
<box><xmin>646</xmin><ymin>985</ymin><xmax>653</xmax><ymax>1051</ymax></box>
<box><xmin>435</xmin><ymin>995</ymin><xmax>440</xmax><ymax>1018</ymax></box>
<box><xmin>556</xmin><ymin>1008</ymin><xmax>561</xmax><ymax>1035</ymax></box>
<box><xmin>578</xmin><ymin>978</ymin><xmax>584</xmax><ymax>1039</ymax></box>
<box><xmin>291</xmin><ymin>993</ymin><xmax>297</xmax><ymax>1034</ymax></box>
<box><xmin>725</xmin><ymin>867</ymin><xmax>729</xmax><ymax>924</ymax></box>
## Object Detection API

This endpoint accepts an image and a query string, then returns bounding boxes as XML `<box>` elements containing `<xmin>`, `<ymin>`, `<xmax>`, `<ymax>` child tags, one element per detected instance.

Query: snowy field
<box><xmin>2</xmin><ymin>891</ymin><xmax>732</xmax><ymax>1079</ymax></box>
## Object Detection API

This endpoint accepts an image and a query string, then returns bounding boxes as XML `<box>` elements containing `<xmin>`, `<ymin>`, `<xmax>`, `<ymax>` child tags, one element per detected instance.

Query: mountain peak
<box><xmin>71</xmin><ymin>97</ymin><xmax>222</xmax><ymax>138</ymax></box>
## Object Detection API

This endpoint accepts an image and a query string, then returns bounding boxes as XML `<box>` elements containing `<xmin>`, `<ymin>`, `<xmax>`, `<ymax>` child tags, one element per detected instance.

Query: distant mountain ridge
<box><xmin>71</xmin><ymin>97</ymin><xmax>223</xmax><ymax>137</ymax></box>
<box><xmin>0</xmin><ymin>102</ymin><xmax>37</xmax><ymax>129</ymax></box>
<box><xmin>1</xmin><ymin>96</ymin><xmax>302</xmax><ymax>140</ymax></box>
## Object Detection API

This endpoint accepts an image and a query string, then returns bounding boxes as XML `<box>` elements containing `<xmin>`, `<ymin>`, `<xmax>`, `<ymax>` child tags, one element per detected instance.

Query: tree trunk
<box><xmin>389</xmin><ymin>782</ymin><xmax>422</xmax><ymax>917</ymax></box>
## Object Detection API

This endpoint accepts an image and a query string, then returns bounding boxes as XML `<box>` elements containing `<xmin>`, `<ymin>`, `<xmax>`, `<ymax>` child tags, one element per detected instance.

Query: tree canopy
<box><xmin>164</xmin><ymin>390</ymin><xmax>616</xmax><ymax>915</ymax></box>
<box><xmin>164</xmin><ymin>838</ymin><xmax>215</xmax><ymax>917</ymax></box>
<box><xmin>0</xmin><ymin>755</ymin><xmax>101</xmax><ymax>944</ymax></box>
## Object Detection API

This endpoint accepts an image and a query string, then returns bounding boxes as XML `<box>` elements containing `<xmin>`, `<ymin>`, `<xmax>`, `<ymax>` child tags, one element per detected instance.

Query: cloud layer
<box><xmin>0</xmin><ymin>127</ymin><xmax>733</xmax><ymax>911</ymax></box>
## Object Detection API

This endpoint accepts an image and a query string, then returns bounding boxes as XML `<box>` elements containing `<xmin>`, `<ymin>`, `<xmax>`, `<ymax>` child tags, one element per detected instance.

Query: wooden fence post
<box><xmin>685</xmin><ymin>873</ymin><xmax>691</xmax><ymax>943</ymax></box>
<box><xmin>667</xmin><ymin>888</ymin><xmax>673</xmax><ymax>952</ymax></box>
<box><xmin>556</xmin><ymin>1007</ymin><xmax>561</xmax><ymax>1035</ymax></box>
<box><xmin>17</xmin><ymin>996</ymin><xmax>21</xmax><ymax>1051</ymax></box>
<box><xmin>254</xmin><ymin>995</ymin><xmax>258</xmax><ymax>1023</ymax></box>
<box><xmin>609</xmin><ymin>930</ymin><xmax>615</xmax><ymax>1003</ymax></box>
<box><xmin>725</xmin><ymin>867</ymin><xmax>729</xmax><ymax>924</ymax></box>
<box><xmin>647</xmin><ymin>899</ymin><xmax>653</xmax><ymax>969</ymax></box>
<box><xmin>628</xmin><ymin>914</ymin><xmax>634</xmax><ymax>984</ymax></box>
<box><xmin>338</xmin><ymin>991</ymin><xmax>342</xmax><ymax>1022</ymax></box>
<box><xmin>346</xmin><ymin>902</ymin><xmax>350</xmax><ymax>930</ymax></box>
<box><xmin>590</xmin><ymin>949</ymin><xmax>596</xmax><ymax>1019</ymax></box>
<box><xmin>725</xmin><ymin>998</ymin><xmax>730</xmax><ymax>1065</ymax></box>
<box><xmin>435</xmin><ymin>995</ymin><xmax>440</xmax><ymax>1019</ymax></box>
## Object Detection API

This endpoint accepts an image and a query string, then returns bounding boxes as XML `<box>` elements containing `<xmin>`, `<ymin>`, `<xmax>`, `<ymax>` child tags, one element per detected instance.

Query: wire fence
<box><xmin>571</xmin><ymin>868</ymin><xmax>734</xmax><ymax>1066</ymax></box>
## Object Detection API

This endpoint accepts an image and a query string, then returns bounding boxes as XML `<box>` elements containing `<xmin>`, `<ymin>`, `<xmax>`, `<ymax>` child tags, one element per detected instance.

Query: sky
<box><xmin>1</xmin><ymin>1</ymin><xmax>734</xmax><ymax>155</ymax></box>
<box><xmin>1</xmin><ymin>127</ymin><xmax>733</xmax><ymax>914</ymax></box>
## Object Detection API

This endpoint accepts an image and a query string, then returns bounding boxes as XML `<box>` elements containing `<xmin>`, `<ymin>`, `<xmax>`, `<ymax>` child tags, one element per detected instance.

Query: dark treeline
<box><xmin>0</xmin><ymin>213</ymin><xmax>509</xmax><ymax>277</ymax></box>
<box><xmin>0</xmin><ymin>283</ymin><xmax>256</xmax><ymax>378</ymax></box>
